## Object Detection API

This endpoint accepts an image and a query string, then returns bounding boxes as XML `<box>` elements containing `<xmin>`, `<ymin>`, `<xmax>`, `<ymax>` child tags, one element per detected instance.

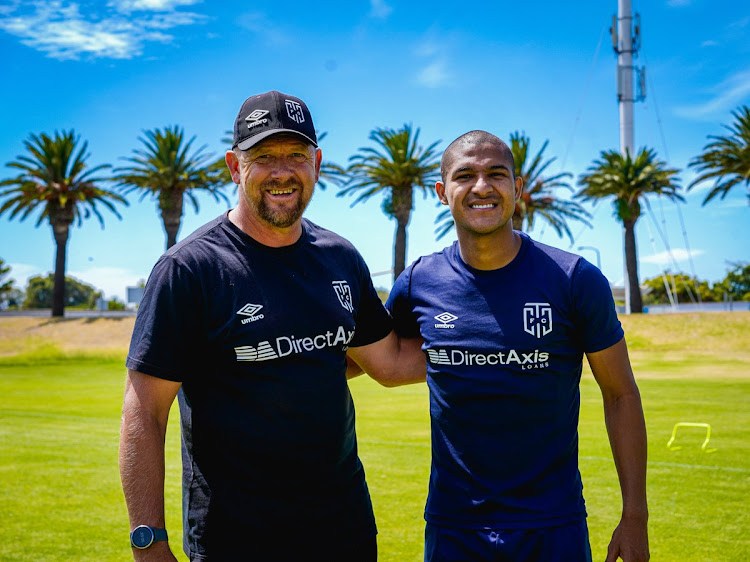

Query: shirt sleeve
<box><xmin>348</xmin><ymin>253</ymin><xmax>393</xmax><ymax>348</ymax></box>
<box><xmin>385</xmin><ymin>264</ymin><xmax>421</xmax><ymax>338</ymax></box>
<box><xmin>571</xmin><ymin>258</ymin><xmax>624</xmax><ymax>353</ymax></box>
<box><xmin>125</xmin><ymin>254</ymin><xmax>202</xmax><ymax>382</ymax></box>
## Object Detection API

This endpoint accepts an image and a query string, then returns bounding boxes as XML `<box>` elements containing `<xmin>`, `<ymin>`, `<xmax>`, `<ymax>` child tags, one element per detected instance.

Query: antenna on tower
<box><xmin>637</xmin><ymin>66</ymin><xmax>646</xmax><ymax>102</ymax></box>
<box><xmin>633</xmin><ymin>13</ymin><xmax>641</xmax><ymax>52</ymax></box>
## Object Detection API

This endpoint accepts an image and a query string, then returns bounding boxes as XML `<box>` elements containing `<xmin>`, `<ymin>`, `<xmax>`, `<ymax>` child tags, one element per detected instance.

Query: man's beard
<box><xmin>252</xmin><ymin>179</ymin><xmax>312</xmax><ymax>228</ymax></box>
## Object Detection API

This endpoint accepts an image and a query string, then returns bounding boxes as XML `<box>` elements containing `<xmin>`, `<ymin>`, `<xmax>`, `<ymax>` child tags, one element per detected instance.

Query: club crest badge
<box><xmin>332</xmin><ymin>280</ymin><xmax>354</xmax><ymax>313</ymax></box>
<box><xmin>285</xmin><ymin>99</ymin><xmax>305</xmax><ymax>124</ymax></box>
<box><xmin>523</xmin><ymin>302</ymin><xmax>552</xmax><ymax>338</ymax></box>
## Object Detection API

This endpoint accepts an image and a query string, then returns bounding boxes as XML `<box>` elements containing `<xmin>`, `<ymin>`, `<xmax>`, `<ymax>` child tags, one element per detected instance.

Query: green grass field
<box><xmin>0</xmin><ymin>313</ymin><xmax>748</xmax><ymax>560</ymax></box>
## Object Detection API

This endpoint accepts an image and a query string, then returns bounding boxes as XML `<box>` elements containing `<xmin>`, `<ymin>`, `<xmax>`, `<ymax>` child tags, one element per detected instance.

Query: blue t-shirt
<box><xmin>127</xmin><ymin>214</ymin><xmax>392</xmax><ymax>558</ymax></box>
<box><xmin>387</xmin><ymin>233</ymin><xmax>623</xmax><ymax>529</ymax></box>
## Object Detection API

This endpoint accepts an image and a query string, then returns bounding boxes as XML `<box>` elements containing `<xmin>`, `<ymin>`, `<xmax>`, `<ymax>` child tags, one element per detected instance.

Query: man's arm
<box><xmin>587</xmin><ymin>338</ymin><xmax>649</xmax><ymax>562</ymax></box>
<box><xmin>119</xmin><ymin>370</ymin><xmax>182</xmax><ymax>561</ymax></box>
<box><xmin>347</xmin><ymin>331</ymin><xmax>426</xmax><ymax>387</ymax></box>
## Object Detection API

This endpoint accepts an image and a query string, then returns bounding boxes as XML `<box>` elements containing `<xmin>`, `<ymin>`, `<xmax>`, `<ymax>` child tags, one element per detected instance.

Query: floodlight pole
<box><xmin>611</xmin><ymin>0</ymin><xmax>644</xmax><ymax>314</ymax></box>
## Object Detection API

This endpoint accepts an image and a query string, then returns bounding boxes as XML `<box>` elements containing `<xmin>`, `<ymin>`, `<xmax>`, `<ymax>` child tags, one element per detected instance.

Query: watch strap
<box><xmin>130</xmin><ymin>525</ymin><xmax>168</xmax><ymax>549</ymax></box>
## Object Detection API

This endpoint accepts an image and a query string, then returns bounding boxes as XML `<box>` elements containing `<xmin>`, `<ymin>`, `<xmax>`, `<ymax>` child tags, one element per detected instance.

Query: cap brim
<box><xmin>236</xmin><ymin>129</ymin><xmax>318</xmax><ymax>151</ymax></box>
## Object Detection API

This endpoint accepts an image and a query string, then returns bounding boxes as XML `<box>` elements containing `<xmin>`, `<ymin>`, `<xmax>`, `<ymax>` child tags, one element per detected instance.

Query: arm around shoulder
<box><xmin>587</xmin><ymin>339</ymin><xmax>650</xmax><ymax>562</ymax></box>
<box><xmin>347</xmin><ymin>330</ymin><xmax>426</xmax><ymax>387</ymax></box>
<box><xmin>119</xmin><ymin>370</ymin><xmax>182</xmax><ymax>561</ymax></box>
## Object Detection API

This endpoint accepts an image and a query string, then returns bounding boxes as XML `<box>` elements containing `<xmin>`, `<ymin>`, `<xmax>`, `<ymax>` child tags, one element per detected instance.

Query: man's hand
<box><xmin>120</xmin><ymin>370</ymin><xmax>181</xmax><ymax>562</ymax></box>
<box><xmin>605</xmin><ymin>513</ymin><xmax>649</xmax><ymax>561</ymax></box>
<box><xmin>132</xmin><ymin>541</ymin><xmax>178</xmax><ymax>562</ymax></box>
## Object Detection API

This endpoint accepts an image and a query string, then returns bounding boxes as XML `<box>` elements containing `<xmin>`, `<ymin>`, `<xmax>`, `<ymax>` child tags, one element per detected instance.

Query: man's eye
<box><xmin>290</xmin><ymin>153</ymin><xmax>307</xmax><ymax>161</ymax></box>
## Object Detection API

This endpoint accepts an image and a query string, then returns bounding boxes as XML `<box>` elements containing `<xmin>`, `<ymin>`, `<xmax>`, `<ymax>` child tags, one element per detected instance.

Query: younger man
<box><xmin>384</xmin><ymin>130</ymin><xmax>649</xmax><ymax>561</ymax></box>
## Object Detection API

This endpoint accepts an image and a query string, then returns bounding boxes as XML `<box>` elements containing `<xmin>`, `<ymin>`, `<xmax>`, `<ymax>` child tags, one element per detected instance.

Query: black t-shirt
<box><xmin>127</xmin><ymin>214</ymin><xmax>392</xmax><ymax>559</ymax></box>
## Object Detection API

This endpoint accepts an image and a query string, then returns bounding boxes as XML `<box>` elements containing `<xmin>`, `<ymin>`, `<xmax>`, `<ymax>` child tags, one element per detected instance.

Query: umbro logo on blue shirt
<box><xmin>434</xmin><ymin>312</ymin><xmax>458</xmax><ymax>329</ymax></box>
<box><xmin>237</xmin><ymin>303</ymin><xmax>265</xmax><ymax>324</ymax></box>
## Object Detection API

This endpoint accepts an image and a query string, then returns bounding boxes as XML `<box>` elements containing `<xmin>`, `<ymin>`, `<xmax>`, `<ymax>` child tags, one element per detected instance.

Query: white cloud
<box><xmin>416</xmin><ymin>60</ymin><xmax>448</xmax><ymax>88</ymax></box>
<box><xmin>237</xmin><ymin>12</ymin><xmax>289</xmax><ymax>46</ymax></box>
<box><xmin>7</xmin><ymin>263</ymin><xmax>45</xmax><ymax>287</ymax></box>
<box><xmin>0</xmin><ymin>0</ymin><xmax>205</xmax><ymax>60</ymax></box>
<box><xmin>67</xmin><ymin>266</ymin><xmax>143</xmax><ymax>301</ymax></box>
<box><xmin>412</xmin><ymin>28</ymin><xmax>452</xmax><ymax>89</ymax></box>
<box><xmin>415</xmin><ymin>40</ymin><xmax>439</xmax><ymax>58</ymax></box>
<box><xmin>641</xmin><ymin>248</ymin><xmax>705</xmax><ymax>265</ymax></box>
<box><xmin>674</xmin><ymin>68</ymin><xmax>750</xmax><ymax>119</ymax></box>
<box><xmin>701</xmin><ymin>40</ymin><xmax>718</xmax><ymax>47</ymax></box>
<box><xmin>667</xmin><ymin>0</ymin><xmax>690</xmax><ymax>6</ymax></box>
<box><xmin>112</xmin><ymin>0</ymin><xmax>200</xmax><ymax>12</ymax></box>
<box><xmin>729</xmin><ymin>16</ymin><xmax>750</xmax><ymax>29</ymax></box>
<box><xmin>369</xmin><ymin>0</ymin><xmax>392</xmax><ymax>20</ymax></box>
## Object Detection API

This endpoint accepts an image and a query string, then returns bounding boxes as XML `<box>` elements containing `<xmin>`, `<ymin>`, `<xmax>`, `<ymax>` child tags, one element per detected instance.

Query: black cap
<box><xmin>233</xmin><ymin>90</ymin><xmax>317</xmax><ymax>151</ymax></box>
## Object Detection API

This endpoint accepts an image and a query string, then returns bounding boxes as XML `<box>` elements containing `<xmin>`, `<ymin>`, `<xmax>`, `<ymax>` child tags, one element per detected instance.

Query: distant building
<box><xmin>126</xmin><ymin>286</ymin><xmax>144</xmax><ymax>309</ymax></box>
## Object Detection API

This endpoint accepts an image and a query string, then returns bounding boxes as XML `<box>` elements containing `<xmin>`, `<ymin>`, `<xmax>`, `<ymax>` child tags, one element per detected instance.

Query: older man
<box><xmin>383</xmin><ymin>130</ymin><xmax>649</xmax><ymax>561</ymax></box>
<box><xmin>119</xmin><ymin>91</ymin><xmax>423</xmax><ymax>561</ymax></box>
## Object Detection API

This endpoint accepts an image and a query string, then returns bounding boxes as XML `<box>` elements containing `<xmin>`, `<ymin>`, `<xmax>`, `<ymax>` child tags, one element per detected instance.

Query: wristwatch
<box><xmin>130</xmin><ymin>525</ymin><xmax>168</xmax><ymax>549</ymax></box>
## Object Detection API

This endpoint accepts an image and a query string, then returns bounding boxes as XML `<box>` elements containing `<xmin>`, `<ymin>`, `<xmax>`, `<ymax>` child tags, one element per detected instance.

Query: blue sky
<box><xmin>0</xmin><ymin>0</ymin><xmax>748</xmax><ymax>301</ymax></box>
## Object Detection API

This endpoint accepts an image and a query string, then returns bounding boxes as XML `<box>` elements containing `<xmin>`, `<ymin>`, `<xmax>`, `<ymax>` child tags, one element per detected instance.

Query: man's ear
<box><xmin>225</xmin><ymin>151</ymin><xmax>241</xmax><ymax>185</ymax></box>
<box><xmin>514</xmin><ymin>175</ymin><xmax>524</xmax><ymax>201</ymax></box>
<box><xmin>436</xmin><ymin>181</ymin><xmax>448</xmax><ymax>205</ymax></box>
<box><xmin>314</xmin><ymin>148</ymin><xmax>322</xmax><ymax>182</ymax></box>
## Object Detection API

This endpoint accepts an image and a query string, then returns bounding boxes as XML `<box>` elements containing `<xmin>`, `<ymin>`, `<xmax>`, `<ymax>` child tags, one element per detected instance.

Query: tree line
<box><xmin>0</xmin><ymin>264</ymin><xmax>127</xmax><ymax>310</ymax></box>
<box><xmin>1</xmin><ymin>106</ymin><xmax>748</xmax><ymax>316</ymax></box>
<box><xmin>642</xmin><ymin>264</ymin><xmax>750</xmax><ymax>305</ymax></box>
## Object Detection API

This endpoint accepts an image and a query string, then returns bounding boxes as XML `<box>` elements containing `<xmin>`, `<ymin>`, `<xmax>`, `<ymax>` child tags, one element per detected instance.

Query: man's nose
<box><xmin>471</xmin><ymin>174</ymin><xmax>493</xmax><ymax>195</ymax></box>
<box><xmin>268</xmin><ymin>156</ymin><xmax>295</xmax><ymax>178</ymax></box>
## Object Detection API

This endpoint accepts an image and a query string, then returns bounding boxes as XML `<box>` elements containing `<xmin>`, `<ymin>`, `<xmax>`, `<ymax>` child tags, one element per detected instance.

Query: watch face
<box><xmin>131</xmin><ymin>526</ymin><xmax>155</xmax><ymax>549</ymax></box>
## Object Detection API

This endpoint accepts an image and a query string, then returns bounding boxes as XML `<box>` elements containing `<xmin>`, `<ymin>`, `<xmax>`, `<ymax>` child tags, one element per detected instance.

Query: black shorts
<box><xmin>190</xmin><ymin>531</ymin><xmax>377</xmax><ymax>562</ymax></box>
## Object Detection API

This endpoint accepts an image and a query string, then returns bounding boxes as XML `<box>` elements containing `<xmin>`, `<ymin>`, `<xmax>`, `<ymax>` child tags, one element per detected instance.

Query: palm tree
<box><xmin>688</xmin><ymin>105</ymin><xmax>750</xmax><ymax>205</ymax></box>
<box><xmin>339</xmin><ymin>124</ymin><xmax>441</xmax><ymax>281</ymax></box>
<box><xmin>577</xmin><ymin>148</ymin><xmax>682</xmax><ymax>313</ymax></box>
<box><xmin>0</xmin><ymin>130</ymin><xmax>126</xmax><ymax>316</ymax></box>
<box><xmin>435</xmin><ymin>131</ymin><xmax>590</xmax><ymax>240</ymax></box>
<box><xmin>116</xmin><ymin>126</ymin><xmax>229</xmax><ymax>249</ymax></box>
<box><xmin>315</xmin><ymin>131</ymin><xmax>348</xmax><ymax>189</ymax></box>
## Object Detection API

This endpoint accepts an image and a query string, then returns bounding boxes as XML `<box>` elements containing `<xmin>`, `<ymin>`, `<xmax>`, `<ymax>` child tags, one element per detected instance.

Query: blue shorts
<box><xmin>424</xmin><ymin>519</ymin><xmax>592</xmax><ymax>562</ymax></box>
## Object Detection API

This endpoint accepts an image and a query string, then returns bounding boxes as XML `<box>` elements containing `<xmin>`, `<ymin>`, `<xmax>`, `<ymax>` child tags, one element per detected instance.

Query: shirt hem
<box><xmin>424</xmin><ymin>509</ymin><xmax>587</xmax><ymax>530</ymax></box>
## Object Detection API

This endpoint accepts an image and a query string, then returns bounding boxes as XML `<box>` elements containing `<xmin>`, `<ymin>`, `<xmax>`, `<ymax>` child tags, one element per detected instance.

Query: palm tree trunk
<box><xmin>393</xmin><ymin>214</ymin><xmax>409</xmax><ymax>282</ymax></box>
<box><xmin>623</xmin><ymin>219</ymin><xmax>643</xmax><ymax>313</ymax></box>
<box><xmin>51</xmin><ymin>223</ymin><xmax>69</xmax><ymax>317</ymax></box>
<box><xmin>392</xmin><ymin>187</ymin><xmax>414</xmax><ymax>282</ymax></box>
<box><xmin>160</xmin><ymin>191</ymin><xmax>184</xmax><ymax>249</ymax></box>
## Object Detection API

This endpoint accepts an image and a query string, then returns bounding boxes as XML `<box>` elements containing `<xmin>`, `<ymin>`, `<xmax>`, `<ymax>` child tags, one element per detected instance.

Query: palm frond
<box><xmin>687</xmin><ymin>105</ymin><xmax>750</xmax><ymax>205</ymax></box>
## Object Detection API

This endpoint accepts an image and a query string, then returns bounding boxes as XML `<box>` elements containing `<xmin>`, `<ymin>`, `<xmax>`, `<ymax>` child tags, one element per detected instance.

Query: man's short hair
<box><xmin>440</xmin><ymin>130</ymin><xmax>515</xmax><ymax>183</ymax></box>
